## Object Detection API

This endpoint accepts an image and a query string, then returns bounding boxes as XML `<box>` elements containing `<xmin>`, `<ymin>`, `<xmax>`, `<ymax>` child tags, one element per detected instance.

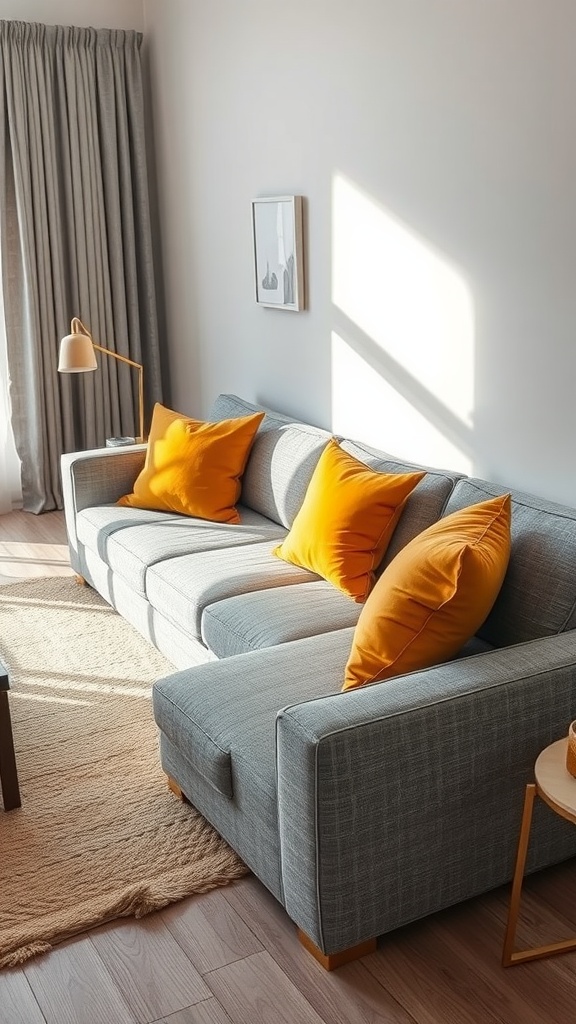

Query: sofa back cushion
<box><xmin>209</xmin><ymin>394</ymin><xmax>332</xmax><ymax>528</ymax></box>
<box><xmin>443</xmin><ymin>478</ymin><xmax>576</xmax><ymax>647</ymax></box>
<box><xmin>339</xmin><ymin>439</ymin><xmax>462</xmax><ymax>566</ymax></box>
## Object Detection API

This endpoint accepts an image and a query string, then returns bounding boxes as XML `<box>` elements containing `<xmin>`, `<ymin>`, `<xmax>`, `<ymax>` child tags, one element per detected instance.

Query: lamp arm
<box><xmin>70</xmin><ymin>317</ymin><xmax>145</xmax><ymax>442</ymax></box>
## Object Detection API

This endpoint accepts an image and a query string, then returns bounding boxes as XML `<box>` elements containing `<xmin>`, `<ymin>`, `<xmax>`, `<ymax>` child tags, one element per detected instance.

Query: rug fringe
<box><xmin>1</xmin><ymin>862</ymin><xmax>249</xmax><ymax>969</ymax></box>
<box><xmin>0</xmin><ymin>941</ymin><xmax>53</xmax><ymax>970</ymax></box>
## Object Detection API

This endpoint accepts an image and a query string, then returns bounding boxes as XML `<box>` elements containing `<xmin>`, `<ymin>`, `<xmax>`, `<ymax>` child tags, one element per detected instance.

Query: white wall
<box><xmin>139</xmin><ymin>3</ymin><xmax>576</xmax><ymax>503</ymax></box>
<box><xmin>0</xmin><ymin>0</ymin><xmax>143</xmax><ymax>30</ymax></box>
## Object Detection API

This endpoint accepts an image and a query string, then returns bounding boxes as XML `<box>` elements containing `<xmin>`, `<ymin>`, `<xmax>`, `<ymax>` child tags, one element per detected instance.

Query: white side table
<box><xmin>502</xmin><ymin>737</ymin><xmax>576</xmax><ymax>965</ymax></box>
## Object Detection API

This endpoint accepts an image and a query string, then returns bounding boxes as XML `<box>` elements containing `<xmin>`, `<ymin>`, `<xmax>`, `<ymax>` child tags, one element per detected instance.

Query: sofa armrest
<box><xmin>276</xmin><ymin>631</ymin><xmax>576</xmax><ymax>954</ymax></box>
<box><xmin>60</xmin><ymin>445</ymin><xmax>146</xmax><ymax>569</ymax></box>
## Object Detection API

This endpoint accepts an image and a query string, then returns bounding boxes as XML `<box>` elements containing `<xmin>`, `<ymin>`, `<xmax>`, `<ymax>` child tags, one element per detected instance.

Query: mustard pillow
<box><xmin>117</xmin><ymin>402</ymin><xmax>264</xmax><ymax>523</ymax></box>
<box><xmin>273</xmin><ymin>439</ymin><xmax>425</xmax><ymax>602</ymax></box>
<box><xmin>343</xmin><ymin>493</ymin><xmax>511</xmax><ymax>690</ymax></box>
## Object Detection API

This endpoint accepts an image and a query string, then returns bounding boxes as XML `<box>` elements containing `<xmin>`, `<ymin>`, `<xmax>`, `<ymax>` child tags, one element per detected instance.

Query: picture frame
<box><xmin>251</xmin><ymin>195</ymin><xmax>304</xmax><ymax>311</ymax></box>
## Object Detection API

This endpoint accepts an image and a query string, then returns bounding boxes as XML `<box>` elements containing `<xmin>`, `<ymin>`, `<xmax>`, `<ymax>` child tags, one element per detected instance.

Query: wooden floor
<box><xmin>2</xmin><ymin>510</ymin><xmax>576</xmax><ymax>1023</ymax></box>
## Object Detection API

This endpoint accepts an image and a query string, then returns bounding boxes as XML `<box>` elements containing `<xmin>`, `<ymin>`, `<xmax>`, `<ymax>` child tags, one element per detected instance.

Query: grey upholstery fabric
<box><xmin>202</xmin><ymin>589</ymin><xmax>493</xmax><ymax>661</ymax></box>
<box><xmin>77</xmin><ymin>506</ymin><xmax>181</xmax><ymax>569</ymax></box>
<box><xmin>453</xmin><ymin>636</ymin><xmax>494</xmax><ymax>658</ymax></box>
<box><xmin>61</xmin><ymin>446</ymin><xmax>146</xmax><ymax>573</ymax></box>
<box><xmin>444</xmin><ymin>478</ymin><xmax>576</xmax><ymax>647</ymax></box>
<box><xmin>275</xmin><ymin>630</ymin><xmax>576</xmax><ymax>952</ymax></box>
<box><xmin>340</xmin><ymin>438</ymin><xmax>461</xmax><ymax>565</ymax></box>
<box><xmin>153</xmin><ymin>632</ymin><xmax>355</xmax><ymax>895</ymax></box>
<box><xmin>146</xmin><ymin>540</ymin><xmax>320</xmax><ymax>639</ymax></box>
<box><xmin>202</xmin><ymin>581</ymin><xmax>361</xmax><ymax>657</ymax></box>
<box><xmin>80</xmin><ymin>547</ymin><xmax>214</xmax><ymax>670</ymax></box>
<box><xmin>159</xmin><ymin>733</ymin><xmax>283</xmax><ymax>900</ymax></box>
<box><xmin>153</xmin><ymin>626</ymin><xmax>576</xmax><ymax>952</ymax></box>
<box><xmin>209</xmin><ymin>393</ymin><xmax>297</xmax><ymax>428</ymax></box>
<box><xmin>153</xmin><ymin>629</ymin><xmax>353</xmax><ymax>801</ymax></box>
<box><xmin>0</xmin><ymin>23</ymin><xmax>162</xmax><ymax>512</ymax></box>
<box><xmin>77</xmin><ymin>504</ymin><xmax>285</xmax><ymax>596</ymax></box>
<box><xmin>209</xmin><ymin>394</ymin><xmax>332</xmax><ymax>527</ymax></box>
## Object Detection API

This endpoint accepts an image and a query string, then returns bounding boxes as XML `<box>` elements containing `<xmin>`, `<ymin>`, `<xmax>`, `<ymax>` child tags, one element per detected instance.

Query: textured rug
<box><xmin>0</xmin><ymin>577</ymin><xmax>248</xmax><ymax>969</ymax></box>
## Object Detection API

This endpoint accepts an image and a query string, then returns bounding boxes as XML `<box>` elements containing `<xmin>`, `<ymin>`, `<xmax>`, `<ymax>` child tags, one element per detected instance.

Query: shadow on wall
<box><xmin>330</xmin><ymin>173</ymin><xmax>475</xmax><ymax>475</ymax></box>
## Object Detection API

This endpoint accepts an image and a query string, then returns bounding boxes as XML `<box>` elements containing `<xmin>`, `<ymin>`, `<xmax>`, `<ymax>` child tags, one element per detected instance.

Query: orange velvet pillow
<box><xmin>273</xmin><ymin>439</ymin><xmax>425</xmax><ymax>602</ymax></box>
<box><xmin>343</xmin><ymin>493</ymin><xmax>511</xmax><ymax>689</ymax></box>
<box><xmin>117</xmin><ymin>403</ymin><xmax>264</xmax><ymax>523</ymax></box>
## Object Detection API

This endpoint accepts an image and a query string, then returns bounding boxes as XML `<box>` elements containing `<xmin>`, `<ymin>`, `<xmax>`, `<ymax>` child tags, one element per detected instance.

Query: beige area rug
<box><xmin>0</xmin><ymin>578</ymin><xmax>248</xmax><ymax>969</ymax></box>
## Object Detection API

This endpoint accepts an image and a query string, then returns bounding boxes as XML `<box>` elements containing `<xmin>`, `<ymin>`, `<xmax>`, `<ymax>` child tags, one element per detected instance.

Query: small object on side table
<box><xmin>0</xmin><ymin>660</ymin><xmax>21</xmax><ymax>811</ymax></box>
<box><xmin>502</xmin><ymin>730</ymin><xmax>576</xmax><ymax>965</ymax></box>
<box><xmin>566</xmin><ymin>719</ymin><xmax>576</xmax><ymax>777</ymax></box>
<box><xmin>106</xmin><ymin>436</ymin><xmax>136</xmax><ymax>448</ymax></box>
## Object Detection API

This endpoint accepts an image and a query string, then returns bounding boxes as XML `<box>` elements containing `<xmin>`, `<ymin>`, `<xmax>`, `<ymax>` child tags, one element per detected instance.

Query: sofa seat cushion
<box><xmin>152</xmin><ymin>628</ymin><xmax>356</xmax><ymax>798</ymax></box>
<box><xmin>209</xmin><ymin>394</ymin><xmax>333</xmax><ymax>528</ymax></box>
<box><xmin>340</xmin><ymin>439</ymin><xmax>462</xmax><ymax>565</ymax></box>
<box><xmin>77</xmin><ymin>504</ymin><xmax>286</xmax><ymax>596</ymax></box>
<box><xmin>77</xmin><ymin>504</ymin><xmax>182</xmax><ymax>557</ymax></box>
<box><xmin>202</xmin><ymin>581</ymin><xmax>363</xmax><ymax>658</ymax></box>
<box><xmin>146</xmin><ymin>540</ymin><xmax>320</xmax><ymax>640</ymax></box>
<box><xmin>443</xmin><ymin>479</ymin><xmax>576</xmax><ymax>647</ymax></box>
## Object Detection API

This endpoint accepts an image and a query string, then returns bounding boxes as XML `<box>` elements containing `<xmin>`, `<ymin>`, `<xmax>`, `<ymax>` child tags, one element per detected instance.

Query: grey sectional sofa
<box><xmin>61</xmin><ymin>393</ymin><xmax>576</xmax><ymax>967</ymax></box>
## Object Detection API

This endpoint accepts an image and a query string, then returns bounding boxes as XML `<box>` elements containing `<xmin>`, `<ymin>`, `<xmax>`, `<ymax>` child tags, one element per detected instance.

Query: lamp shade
<box><xmin>57</xmin><ymin>316</ymin><xmax>146</xmax><ymax>442</ymax></box>
<box><xmin>58</xmin><ymin>332</ymin><xmax>98</xmax><ymax>372</ymax></box>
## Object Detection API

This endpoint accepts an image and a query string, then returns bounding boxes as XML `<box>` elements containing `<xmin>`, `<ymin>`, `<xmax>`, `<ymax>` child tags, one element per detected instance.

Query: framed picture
<box><xmin>251</xmin><ymin>195</ymin><xmax>304</xmax><ymax>311</ymax></box>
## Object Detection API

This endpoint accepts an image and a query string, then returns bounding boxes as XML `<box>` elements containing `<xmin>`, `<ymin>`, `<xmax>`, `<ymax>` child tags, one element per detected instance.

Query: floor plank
<box><xmin>161</xmin><ymin>887</ymin><xmax>263</xmax><ymax>974</ymax></box>
<box><xmin>433</xmin><ymin>893</ymin><xmax>572</xmax><ymax>1024</ymax></box>
<box><xmin>154</xmin><ymin>998</ymin><xmax>234</xmax><ymax>1023</ymax></box>
<box><xmin>485</xmin><ymin>885</ymin><xmax>576</xmax><ymax>1013</ymax></box>
<box><xmin>366</xmin><ymin>919</ymin><xmax>509</xmax><ymax>1024</ymax></box>
<box><xmin>206</xmin><ymin>950</ymin><xmax>326</xmax><ymax>1024</ymax></box>
<box><xmin>0</xmin><ymin>969</ymin><xmax>46</xmax><ymax>1024</ymax></box>
<box><xmin>22</xmin><ymin>935</ymin><xmax>136</xmax><ymax>1024</ymax></box>
<box><xmin>0</xmin><ymin>510</ymin><xmax>73</xmax><ymax>581</ymax></box>
<box><xmin>224</xmin><ymin>877</ymin><xmax>413</xmax><ymax>1024</ymax></box>
<box><xmin>89</xmin><ymin>916</ymin><xmax>211</xmax><ymax>1023</ymax></box>
<box><xmin>519</xmin><ymin>857</ymin><xmax>576</xmax><ymax>928</ymax></box>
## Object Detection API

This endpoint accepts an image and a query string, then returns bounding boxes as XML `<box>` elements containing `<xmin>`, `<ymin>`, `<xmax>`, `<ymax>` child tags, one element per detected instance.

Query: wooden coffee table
<box><xmin>0</xmin><ymin>658</ymin><xmax>21</xmax><ymax>810</ymax></box>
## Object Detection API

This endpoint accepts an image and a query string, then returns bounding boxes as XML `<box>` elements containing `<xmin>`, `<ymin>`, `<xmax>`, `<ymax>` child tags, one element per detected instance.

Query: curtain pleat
<box><xmin>0</xmin><ymin>21</ymin><xmax>163</xmax><ymax>512</ymax></box>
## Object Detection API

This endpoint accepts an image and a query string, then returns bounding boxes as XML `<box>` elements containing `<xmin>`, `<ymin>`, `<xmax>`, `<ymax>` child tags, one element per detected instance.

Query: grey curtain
<box><xmin>0</xmin><ymin>20</ymin><xmax>163</xmax><ymax>512</ymax></box>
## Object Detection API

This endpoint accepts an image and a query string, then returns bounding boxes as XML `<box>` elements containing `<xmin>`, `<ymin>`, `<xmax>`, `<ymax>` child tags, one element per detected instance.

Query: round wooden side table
<box><xmin>502</xmin><ymin>737</ymin><xmax>576</xmax><ymax>966</ymax></box>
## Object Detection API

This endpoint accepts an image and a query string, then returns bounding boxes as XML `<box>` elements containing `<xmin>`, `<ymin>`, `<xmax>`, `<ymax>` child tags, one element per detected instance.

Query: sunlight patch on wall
<box><xmin>331</xmin><ymin>174</ymin><xmax>474</xmax><ymax>473</ymax></box>
<box><xmin>332</xmin><ymin>333</ymin><xmax>470</xmax><ymax>471</ymax></box>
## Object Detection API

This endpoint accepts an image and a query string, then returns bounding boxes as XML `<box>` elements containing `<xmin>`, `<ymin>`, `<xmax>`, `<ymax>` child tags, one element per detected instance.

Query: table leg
<box><xmin>503</xmin><ymin>781</ymin><xmax>576</xmax><ymax>965</ymax></box>
<box><xmin>0</xmin><ymin>689</ymin><xmax>21</xmax><ymax>811</ymax></box>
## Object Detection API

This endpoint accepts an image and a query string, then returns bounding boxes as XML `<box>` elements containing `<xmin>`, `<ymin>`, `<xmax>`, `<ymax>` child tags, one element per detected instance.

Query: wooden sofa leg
<box><xmin>167</xmin><ymin>775</ymin><xmax>186</xmax><ymax>801</ymax></box>
<box><xmin>75</xmin><ymin>574</ymin><xmax>87</xmax><ymax>585</ymax></box>
<box><xmin>297</xmin><ymin>929</ymin><xmax>377</xmax><ymax>970</ymax></box>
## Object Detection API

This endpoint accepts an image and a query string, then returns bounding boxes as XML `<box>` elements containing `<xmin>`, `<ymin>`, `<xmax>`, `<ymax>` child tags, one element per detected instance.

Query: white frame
<box><xmin>251</xmin><ymin>195</ymin><xmax>304</xmax><ymax>311</ymax></box>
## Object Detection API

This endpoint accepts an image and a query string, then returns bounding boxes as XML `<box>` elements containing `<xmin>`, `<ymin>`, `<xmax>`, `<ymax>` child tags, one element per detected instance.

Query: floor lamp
<box><xmin>58</xmin><ymin>317</ymin><xmax>145</xmax><ymax>443</ymax></box>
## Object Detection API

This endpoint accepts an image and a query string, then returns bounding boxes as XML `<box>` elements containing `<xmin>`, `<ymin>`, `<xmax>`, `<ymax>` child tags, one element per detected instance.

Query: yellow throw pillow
<box><xmin>343</xmin><ymin>493</ymin><xmax>511</xmax><ymax>690</ymax></box>
<box><xmin>273</xmin><ymin>439</ymin><xmax>425</xmax><ymax>602</ymax></box>
<box><xmin>117</xmin><ymin>403</ymin><xmax>264</xmax><ymax>523</ymax></box>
